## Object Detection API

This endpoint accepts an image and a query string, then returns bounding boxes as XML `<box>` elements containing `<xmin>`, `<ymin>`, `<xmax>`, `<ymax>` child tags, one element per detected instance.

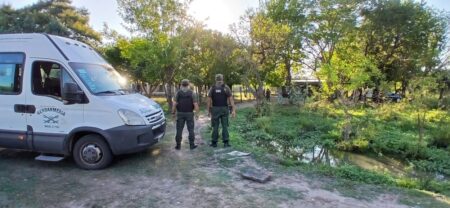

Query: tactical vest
<box><xmin>211</xmin><ymin>85</ymin><xmax>228</xmax><ymax>107</ymax></box>
<box><xmin>176</xmin><ymin>90</ymin><xmax>194</xmax><ymax>112</ymax></box>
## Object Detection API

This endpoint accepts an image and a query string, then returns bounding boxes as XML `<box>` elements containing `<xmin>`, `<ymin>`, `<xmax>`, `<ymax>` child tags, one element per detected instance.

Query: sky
<box><xmin>0</xmin><ymin>0</ymin><xmax>260</xmax><ymax>36</ymax></box>
<box><xmin>0</xmin><ymin>0</ymin><xmax>449</xmax><ymax>37</ymax></box>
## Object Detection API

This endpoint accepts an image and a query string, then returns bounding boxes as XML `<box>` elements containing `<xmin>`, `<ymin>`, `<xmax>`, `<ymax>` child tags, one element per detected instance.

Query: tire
<box><xmin>72</xmin><ymin>134</ymin><xmax>113</xmax><ymax>170</ymax></box>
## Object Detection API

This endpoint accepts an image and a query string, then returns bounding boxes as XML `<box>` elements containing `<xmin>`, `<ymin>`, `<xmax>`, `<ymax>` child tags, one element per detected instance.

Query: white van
<box><xmin>0</xmin><ymin>33</ymin><xmax>166</xmax><ymax>169</ymax></box>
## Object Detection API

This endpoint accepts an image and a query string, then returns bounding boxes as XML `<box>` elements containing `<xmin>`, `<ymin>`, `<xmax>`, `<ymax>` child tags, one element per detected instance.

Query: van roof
<box><xmin>0</xmin><ymin>33</ymin><xmax>107</xmax><ymax>65</ymax></box>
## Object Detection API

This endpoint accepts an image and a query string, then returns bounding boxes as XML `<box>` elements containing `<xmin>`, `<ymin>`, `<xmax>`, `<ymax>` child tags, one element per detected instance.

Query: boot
<box><xmin>224</xmin><ymin>141</ymin><xmax>231</xmax><ymax>148</ymax></box>
<box><xmin>175</xmin><ymin>143</ymin><xmax>181</xmax><ymax>150</ymax></box>
<box><xmin>190</xmin><ymin>144</ymin><xmax>198</xmax><ymax>150</ymax></box>
<box><xmin>210</xmin><ymin>142</ymin><xmax>217</xmax><ymax>148</ymax></box>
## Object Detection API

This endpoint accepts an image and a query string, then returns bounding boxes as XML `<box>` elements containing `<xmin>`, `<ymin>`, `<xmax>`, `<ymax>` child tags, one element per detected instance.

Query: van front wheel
<box><xmin>73</xmin><ymin>135</ymin><xmax>113</xmax><ymax>170</ymax></box>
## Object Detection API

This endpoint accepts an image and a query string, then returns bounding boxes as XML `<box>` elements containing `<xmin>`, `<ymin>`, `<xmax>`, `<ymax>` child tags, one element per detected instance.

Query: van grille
<box><xmin>145</xmin><ymin>109</ymin><xmax>164</xmax><ymax>126</ymax></box>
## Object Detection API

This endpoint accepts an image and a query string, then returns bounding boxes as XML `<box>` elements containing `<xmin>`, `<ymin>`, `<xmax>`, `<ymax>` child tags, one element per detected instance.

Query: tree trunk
<box><xmin>339</xmin><ymin>97</ymin><xmax>354</xmax><ymax>141</ymax></box>
<box><xmin>418</xmin><ymin>112</ymin><xmax>424</xmax><ymax>145</ymax></box>
<box><xmin>373</xmin><ymin>87</ymin><xmax>381</xmax><ymax>103</ymax></box>
<box><xmin>285</xmin><ymin>57</ymin><xmax>292</xmax><ymax>87</ymax></box>
<box><xmin>148</xmin><ymin>84</ymin><xmax>159</xmax><ymax>97</ymax></box>
<box><xmin>164</xmin><ymin>82</ymin><xmax>174</xmax><ymax>112</ymax></box>
<box><xmin>141</xmin><ymin>82</ymin><xmax>149</xmax><ymax>96</ymax></box>
<box><xmin>358</xmin><ymin>88</ymin><xmax>364</xmax><ymax>102</ymax></box>
<box><xmin>439</xmin><ymin>87</ymin><xmax>444</xmax><ymax>100</ymax></box>
<box><xmin>342</xmin><ymin>108</ymin><xmax>352</xmax><ymax>141</ymax></box>
<box><xmin>416</xmin><ymin>111</ymin><xmax>426</xmax><ymax>157</ymax></box>
<box><xmin>401</xmin><ymin>79</ymin><xmax>408</xmax><ymax>98</ymax></box>
<box><xmin>161</xmin><ymin>64</ymin><xmax>176</xmax><ymax>112</ymax></box>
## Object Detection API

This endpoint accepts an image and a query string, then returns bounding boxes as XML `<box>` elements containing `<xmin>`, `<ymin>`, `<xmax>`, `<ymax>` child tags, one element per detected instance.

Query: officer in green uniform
<box><xmin>207</xmin><ymin>74</ymin><xmax>236</xmax><ymax>148</ymax></box>
<box><xmin>172</xmin><ymin>79</ymin><xmax>199</xmax><ymax>150</ymax></box>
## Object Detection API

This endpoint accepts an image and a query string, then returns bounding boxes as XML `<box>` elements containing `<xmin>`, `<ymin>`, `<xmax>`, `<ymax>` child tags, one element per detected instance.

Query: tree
<box><xmin>179</xmin><ymin>25</ymin><xmax>242</xmax><ymax>96</ymax></box>
<box><xmin>0</xmin><ymin>0</ymin><xmax>101</xmax><ymax>44</ymax></box>
<box><xmin>303</xmin><ymin>0</ymin><xmax>362</xmax><ymax>72</ymax></box>
<box><xmin>116</xmin><ymin>37</ymin><xmax>163</xmax><ymax>95</ymax></box>
<box><xmin>232</xmin><ymin>10</ymin><xmax>291</xmax><ymax>113</ymax></box>
<box><xmin>408</xmin><ymin>76</ymin><xmax>439</xmax><ymax>152</ymax></box>
<box><xmin>317</xmin><ymin>33</ymin><xmax>380</xmax><ymax>140</ymax></box>
<box><xmin>117</xmin><ymin>0</ymin><xmax>190</xmax><ymax>111</ymax></box>
<box><xmin>361</xmin><ymin>0</ymin><xmax>448</xmax><ymax>97</ymax></box>
<box><xmin>265</xmin><ymin>0</ymin><xmax>310</xmax><ymax>87</ymax></box>
<box><xmin>437</xmin><ymin>70</ymin><xmax>450</xmax><ymax>104</ymax></box>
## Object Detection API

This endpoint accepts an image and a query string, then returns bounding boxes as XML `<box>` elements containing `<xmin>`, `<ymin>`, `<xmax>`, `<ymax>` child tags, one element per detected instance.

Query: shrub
<box><xmin>334</xmin><ymin>164</ymin><xmax>394</xmax><ymax>185</ymax></box>
<box><xmin>241</xmin><ymin>128</ymin><xmax>272</xmax><ymax>141</ymax></box>
<box><xmin>422</xmin><ymin>96</ymin><xmax>441</xmax><ymax>109</ymax></box>
<box><xmin>337</xmin><ymin>138</ymin><xmax>369</xmax><ymax>152</ymax></box>
<box><xmin>395</xmin><ymin>178</ymin><xmax>419</xmax><ymax>189</ymax></box>
<box><xmin>369</xmin><ymin>131</ymin><xmax>420</xmax><ymax>157</ymax></box>
<box><xmin>430</xmin><ymin>124</ymin><xmax>450</xmax><ymax>148</ymax></box>
<box><xmin>254</xmin><ymin>116</ymin><xmax>271</xmax><ymax>131</ymax></box>
<box><xmin>438</xmin><ymin>96</ymin><xmax>450</xmax><ymax>109</ymax></box>
<box><xmin>413</xmin><ymin>148</ymin><xmax>450</xmax><ymax>175</ymax></box>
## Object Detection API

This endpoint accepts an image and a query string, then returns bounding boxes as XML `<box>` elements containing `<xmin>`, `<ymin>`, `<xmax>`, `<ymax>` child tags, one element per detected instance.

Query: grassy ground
<box><xmin>0</xmin><ymin>101</ymin><xmax>449</xmax><ymax>207</ymax></box>
<box><xmin>227</xmin><ymin>102</ymin><xmax>450</xmax><ymax>206</ymax></box>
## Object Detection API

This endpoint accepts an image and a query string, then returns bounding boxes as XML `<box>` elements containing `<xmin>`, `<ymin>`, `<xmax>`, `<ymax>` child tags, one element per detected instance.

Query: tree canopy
<box><xmin>0</xmin><ymin>0</ymin><xmax>449</xmax><ymax>108</ymax></box>
<box><xmin>0</xmin><ymin>0</ymin><xmax>101</xmax><ymax>44</ymax></box>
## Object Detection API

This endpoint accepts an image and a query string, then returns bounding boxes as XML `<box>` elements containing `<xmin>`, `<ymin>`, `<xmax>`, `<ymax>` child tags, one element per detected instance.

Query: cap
<box><xmin>181</xmin><ymin>79</ymin><xmax>190</xmax><ymax>86</ymax></box>
<box><xmin>215</xmin><ymin>74</ymin><xmax>224</xmax><ymax>82</ymax></box>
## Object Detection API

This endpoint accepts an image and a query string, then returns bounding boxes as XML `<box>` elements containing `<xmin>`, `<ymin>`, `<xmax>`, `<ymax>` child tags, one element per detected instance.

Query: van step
<box><xmin>35</xmin><ymin>155</ymin><xmax>65</xmax><ymax>162</ymax></box>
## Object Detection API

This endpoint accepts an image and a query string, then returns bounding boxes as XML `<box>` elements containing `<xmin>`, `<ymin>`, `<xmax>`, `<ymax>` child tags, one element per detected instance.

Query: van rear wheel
<box><xmin>73</xmin><ymin>135</ymin><xmax>113</xmax><ymax>170</ymax></box>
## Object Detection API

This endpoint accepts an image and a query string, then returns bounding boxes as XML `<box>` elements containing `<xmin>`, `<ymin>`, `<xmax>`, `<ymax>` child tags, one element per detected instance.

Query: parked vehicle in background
<box><xmin>0</xmin><ymin>33</ymin><xmax>166</xmax><ymax>170</ymax></box>
<box><xmin>386</xmin><ymin>92</ymin><xmax>402</xmax><ymax>102</ymax></box>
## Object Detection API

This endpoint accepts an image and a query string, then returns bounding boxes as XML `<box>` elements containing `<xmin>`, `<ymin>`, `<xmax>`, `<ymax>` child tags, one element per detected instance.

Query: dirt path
<box><xmin>0</xmin><ymin>102</ymin><xmax>438</xmax><ymax>207</ymax></box>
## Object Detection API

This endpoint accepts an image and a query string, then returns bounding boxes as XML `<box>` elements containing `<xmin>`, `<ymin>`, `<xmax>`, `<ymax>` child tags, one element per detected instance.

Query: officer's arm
<box><xmin>172</xmin><ymin>92</ymin><xmax>178</xmax><ymax>115</ymax></box>
<box><xmin>207</xmin><ymin>97</ymin><xmax>212</xmax><ymax>114</ymax></box>
<box><xmin>194</xmin><ymin>102</ymin><xmax>199</xmax><ymax>113</ymax></box>
<box><xmin>227</xmin><ymin>88</ymin><xmax>236</xmax><ymax>117</ymax></box>
<box><xmin>171</xmin><ymin>101</ymin><xmax>177</xmax><ymax>115</ymax></box>
<box><xmin>228</xmin><ymin>96</ymin><xmax>236</xmax><ymax>113</ymax></box>
<box><xmin>207</xmin><ymin>88</ymin><xmax>212</xmax><ymax>114</ymax></box>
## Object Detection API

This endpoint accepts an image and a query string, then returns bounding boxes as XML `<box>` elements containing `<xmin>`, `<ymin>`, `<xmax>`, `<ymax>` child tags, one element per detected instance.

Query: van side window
<box><xmin>32</xmin><ymin>61</ymin><xmax>62</xmax><ymax>98</ymax></box>
<box><xmin>0</xmin><ymin>53</ymin><xmax>24</xmax><ymax>94</ymax></box>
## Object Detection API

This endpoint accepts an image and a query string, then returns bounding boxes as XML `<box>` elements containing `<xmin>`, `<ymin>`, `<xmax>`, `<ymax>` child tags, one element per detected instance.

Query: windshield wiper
<box><xmin>117</xmin><ymin>89</ymin><xmax>135</xmax><ymax>95</ymax></box>
<box><xmin>117</xmin><ymin>88</ymin><xmax>130</xmax><ymax>92</ymax></box>
<box><xmin>95</xmin><ymin>89</ymin><xmax>131</xmax><ymax>95</ymax></box>
<box><xmin>95</xmin><ymin>90</ymin><xmax>118</xmax><ymax>95</ymax></box>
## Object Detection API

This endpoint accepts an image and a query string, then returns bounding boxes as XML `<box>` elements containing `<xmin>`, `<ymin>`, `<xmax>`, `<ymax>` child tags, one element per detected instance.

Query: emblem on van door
<box><xmin>37</xmin><ymin>107</ymin><xmax>66</xmax><ymax>129</ymax></box>
<box><xmin>43</xmin><ymin>115</ymin><xmax>59</xmax><ymax>124</ymax></box>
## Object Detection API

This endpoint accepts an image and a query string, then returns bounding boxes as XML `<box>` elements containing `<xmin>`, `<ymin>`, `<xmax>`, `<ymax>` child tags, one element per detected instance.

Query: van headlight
<box><xmin>118</xmin><ymin>109</ymin><xmax>146</xmax><ymax>126</ymax></box>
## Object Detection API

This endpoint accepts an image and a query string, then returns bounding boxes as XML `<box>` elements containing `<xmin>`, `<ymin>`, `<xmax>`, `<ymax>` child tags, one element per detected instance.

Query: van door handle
<box><xmin>27</xmin><ymin>105</ymin><xmax>36</xmax><ymax>114</ymax></box>
<box><xmin>14</xmin><ymin>104</ymin><xmax>27</xmax><ymax>113</ymax></box>
<box><xmin>14</xmin><ymin>104</ymin><xmax>36</xmax><ymax>114</ymax></box>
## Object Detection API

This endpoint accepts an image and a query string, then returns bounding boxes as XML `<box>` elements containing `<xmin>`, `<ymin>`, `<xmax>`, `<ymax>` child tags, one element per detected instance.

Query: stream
<box><xmin>258</xmin><ymin>140</ymin><xmax>448</xmax><ymax>181</ymax></box>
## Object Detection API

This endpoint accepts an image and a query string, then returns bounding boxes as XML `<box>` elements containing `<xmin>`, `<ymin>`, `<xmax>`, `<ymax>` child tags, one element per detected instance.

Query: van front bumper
<box><xmin>104</xmin><ymin>122</ymin><xmax>166</xmax><ymax>155</ymax></box>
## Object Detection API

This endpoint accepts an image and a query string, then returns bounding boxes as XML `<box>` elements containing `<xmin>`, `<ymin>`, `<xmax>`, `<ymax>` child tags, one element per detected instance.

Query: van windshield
<box><xmin>69</xmin><ymin>62</ymin><xmax>130</xmax><ymax>95</ymax></box>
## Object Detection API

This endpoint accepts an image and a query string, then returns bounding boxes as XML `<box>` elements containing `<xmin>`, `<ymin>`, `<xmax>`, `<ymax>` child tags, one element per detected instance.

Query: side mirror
<box><xmin>62</xmin><ymin>82</ymin><xmax>84</xmax><ymax>105</ymax></box>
